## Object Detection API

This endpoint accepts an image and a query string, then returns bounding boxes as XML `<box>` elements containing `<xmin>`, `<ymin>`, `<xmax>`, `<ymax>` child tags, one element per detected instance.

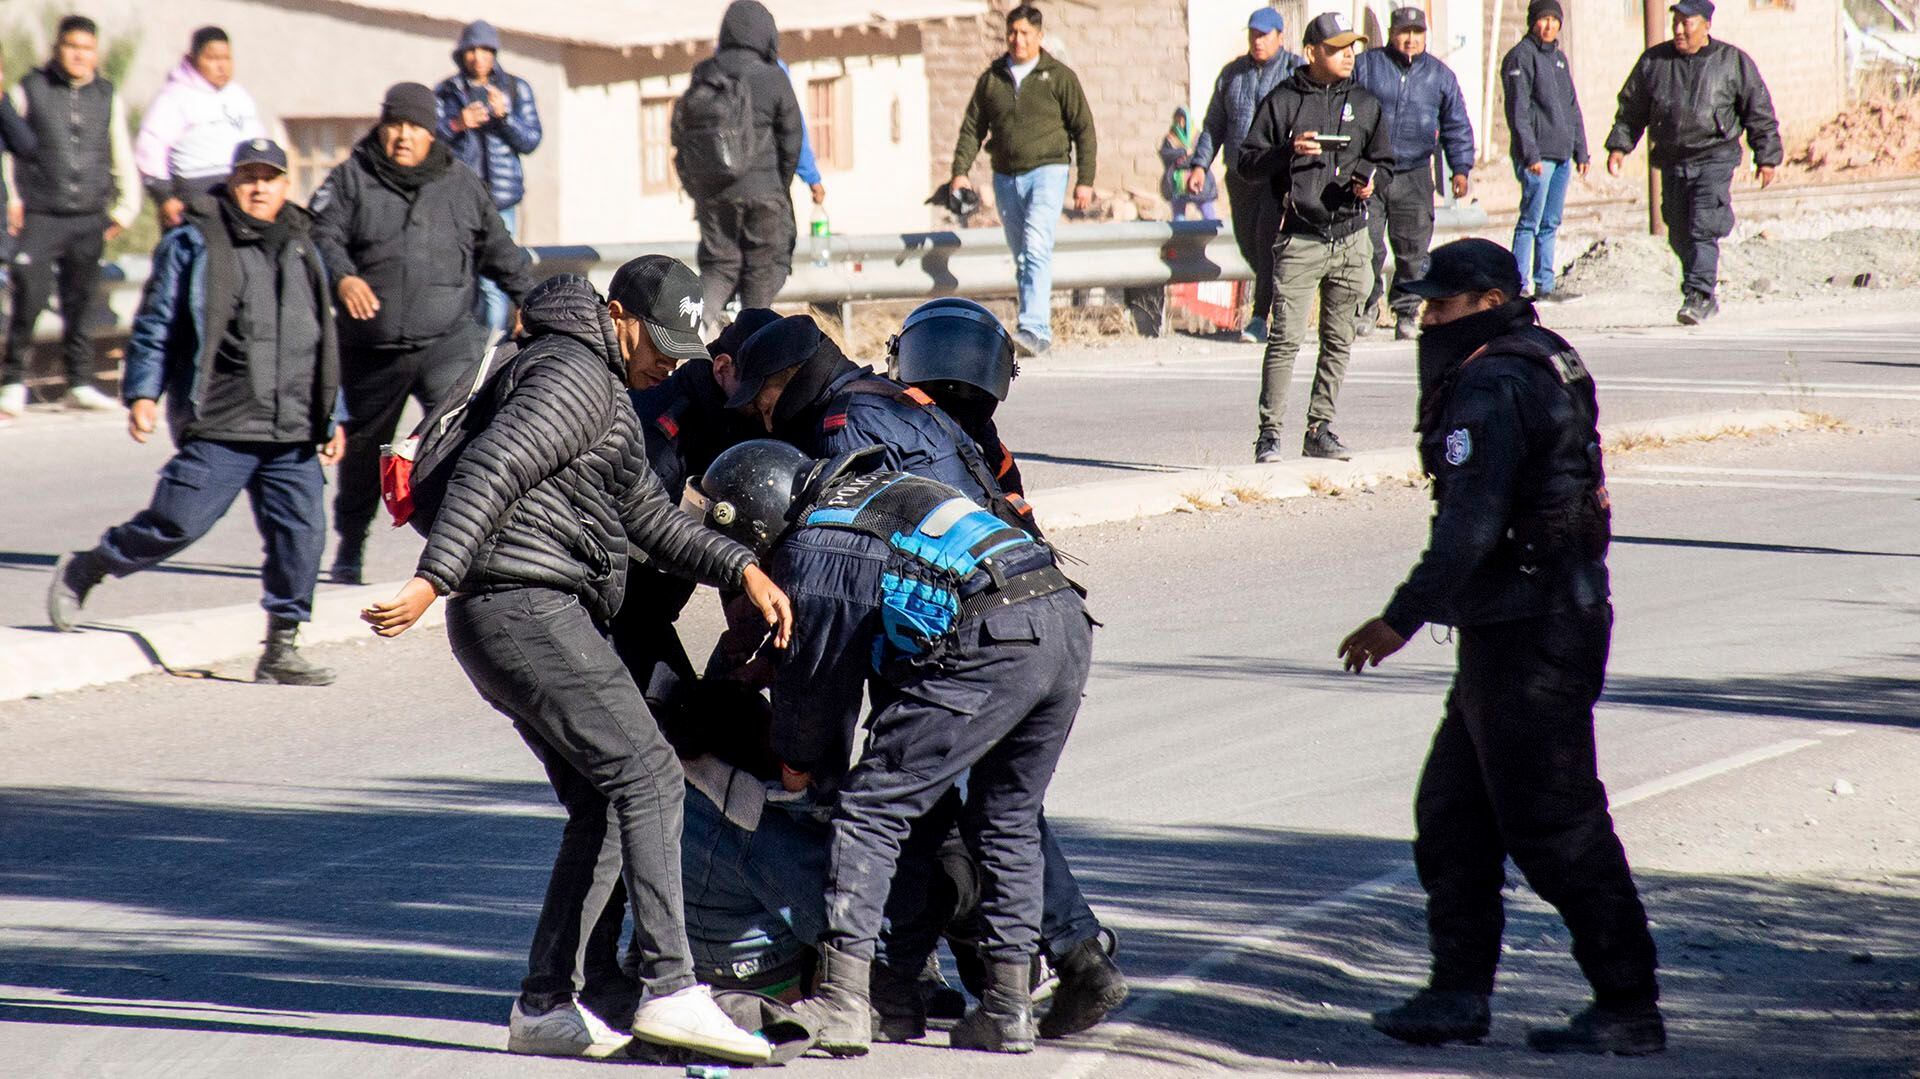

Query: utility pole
<box><xmin>1644</xmin><ymin>0</ymin><xmax>1666</xmax><ymax>236</ymax></box>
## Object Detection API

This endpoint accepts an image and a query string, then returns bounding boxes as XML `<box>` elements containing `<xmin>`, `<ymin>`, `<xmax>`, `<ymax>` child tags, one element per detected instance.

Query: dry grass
<box><xmin>800</xmin><ymin>296</ymin><xmax>1137</xmax><ymax>362</ymax></box>
<box><xmin>1304</xmin><ymin>474</ymin><xmax>1348</xmax><ymax>497</ymax></box>
<box><xmin>1799</xmin><ymin>410</ymin><xmax>1859</xmax><ymax>433</ymax></box>
<box><xmin>1603</xmin><ymin>422</ymin><xmax>1789</xmax><ymax>454</ymax></box>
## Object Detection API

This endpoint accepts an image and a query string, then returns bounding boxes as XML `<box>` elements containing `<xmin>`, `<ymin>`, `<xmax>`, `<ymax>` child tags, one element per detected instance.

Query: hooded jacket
<box><xmin>1237</xmin><ymin>68</ymin><xmax>1394</xmax><ymax>240</ymax></box>
<box><xmin>1352</xmin><ymin>46</ymin><xmax>1474</xmax><ymax>175</ymax></box>
<box><xmin>310</xmin><ymin>132</ymin><xmax>535</xmax><ymax>350</ymax></box>
<box><xmin>691</xmin><ymin>1</ymin><xmax>803</xmax><ymax>203</ymax></box>
<box><xmin>1501</xmin><ymin>32</ymin><xmax>1588</xmax><ymax>166</ymax></box>
<box><xmin>134</xmin><ymin>58</ymin><xmax>268</xmax><ymax>200</ymax></box>
<box><xmin>1605</xmin><ymin>39</ymin><xmax>1781</xmax><ymax>169</ymax></box>
<box><xmin>433</xmin><ymin>31</ymin><xmax>542</xmax><ymax>212</ymax></box>
<box><xmin>415</xmin><ymin>275</ymin><xmax>755</xmax><ymax>621</ymax></box>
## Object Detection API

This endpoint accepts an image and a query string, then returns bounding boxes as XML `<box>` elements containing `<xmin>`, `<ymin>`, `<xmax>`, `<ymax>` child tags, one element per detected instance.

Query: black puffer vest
<box><xmin>16</xmin><ymin>65</ymin><xmax>115</xmax><ymax>215</ymax></box>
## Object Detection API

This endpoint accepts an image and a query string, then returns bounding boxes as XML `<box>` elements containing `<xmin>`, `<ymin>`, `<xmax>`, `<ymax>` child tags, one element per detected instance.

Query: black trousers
<box><xmin>2</xmin><ymin>210</ymin><xmax>106</xmax><ymax>388</ymax></box>
<box><xmin>1225</xmin><ymin>171</ymin><xmax>1280</xmax><ymax>322</ymax></box>
<box><xmin>1413</xmin><ymin>603</ymin><xmax>1659</xmax><ymax>1008</ymax></box>
<box><xmin>1366</xmin><ymin>158</ymin><xmax>1436</xmax><ymax>318</ymax></box>
<box><xmin>334</xmin><ymin>327</ymin><xmax>482</xmax><ymax>550</ymax></box>
<box><xmin>695</xmin><ymin>195</ymin><xmax>796</xmax><ymax>323</ymax></box>
<box><xmin>1659</xmin><ymin>157</ymin><xmax>1738</xmax><ymax>301</ymax></box>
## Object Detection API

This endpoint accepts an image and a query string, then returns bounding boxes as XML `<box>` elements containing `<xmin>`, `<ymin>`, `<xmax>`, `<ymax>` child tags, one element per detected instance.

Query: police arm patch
<box><xmin>1445</xmin><ymin>427</ymin><xmax>1473</xmax><ymax>466</ymax></box>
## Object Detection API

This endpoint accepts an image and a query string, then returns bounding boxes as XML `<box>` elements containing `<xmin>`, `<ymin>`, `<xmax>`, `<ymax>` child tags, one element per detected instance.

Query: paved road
<box><xmin>2</xmin><ymin>422</ymin><xmax>1915</xmax><ymax>1077</ymax></box>
<box><xmin>3</xmin><ymin>298</ymin><xmax>1916</xmax><ymax>629</ymax></box>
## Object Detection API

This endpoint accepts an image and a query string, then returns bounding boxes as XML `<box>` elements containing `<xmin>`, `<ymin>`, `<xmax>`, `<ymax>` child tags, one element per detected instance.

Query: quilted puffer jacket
<box><xmin>414</xmin><ymin>274</ymin><xmax>754</xmax><ymax>621</ymax></box>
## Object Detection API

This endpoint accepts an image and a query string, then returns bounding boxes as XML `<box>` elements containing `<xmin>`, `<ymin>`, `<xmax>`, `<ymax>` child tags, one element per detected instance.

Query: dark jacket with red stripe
<box><xmin>777</xmin><ymin>366</ymin><xmax>1001</xmax><ymax>510</ymax></box>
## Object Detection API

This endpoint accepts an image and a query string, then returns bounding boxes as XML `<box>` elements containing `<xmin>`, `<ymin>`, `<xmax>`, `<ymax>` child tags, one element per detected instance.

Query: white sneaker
<box><xmin>629</xmin><ymin>983</ymin><xmax>772</xmax><ymax>1064</ymax></box>
<box><xmin>0</xmin><ymin>382</ymin><xmax>24</xmax><ymax>417</ymax></box>
<box><xmin>507</xmin><ymin>998</ymin><xmax>633</xmax><ymax>1058</ymax></box>
<box><xmin>62</xmin><ymin>385</ymin><xmax>118</xmax><ymax>411</ymax></box>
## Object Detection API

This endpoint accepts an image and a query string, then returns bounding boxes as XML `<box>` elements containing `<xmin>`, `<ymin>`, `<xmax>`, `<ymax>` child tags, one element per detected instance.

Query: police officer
<box><xmin>687</xmin><ymin>440</ymin><xmax>1094</xmax><ymax>1056</ymax></box>
<box><xmin>1337</xmin><ymin>239</ymin><xmax>1662</xmax><ymax>1056</ymax></box>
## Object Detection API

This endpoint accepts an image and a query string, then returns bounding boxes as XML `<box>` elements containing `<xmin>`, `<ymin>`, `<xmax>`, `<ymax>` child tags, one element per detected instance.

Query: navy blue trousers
<box><xmin>97</xmin><ymin>438</ymin><xmax>325</xmax><ymax>622</ymax></box>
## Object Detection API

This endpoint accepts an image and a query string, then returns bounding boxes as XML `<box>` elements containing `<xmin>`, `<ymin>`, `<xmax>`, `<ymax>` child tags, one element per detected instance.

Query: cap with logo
<box><xmin>1390</xmin><ymin>6</ymin><xmax>1427</xmax><ymax>31</ymax></box>
<box><xmin>1248</xmin><ymin>7</ymin><xmax>1285</xmax><ymax>34</ymax></box>
<box><xmin>1401</xmin><ymin>238</ymin><xmax>1525</xmax><ymax>300</ymax></box>
<box><xmin>1670</xmin><ymin>0</ymin><xmax>1714</xmax><ymax>19</ymax></box>
<box><xmin>231</xmin><ymin>138</ymin><xmax>288</xmax><ymax>174</ymax></box>
<box><xmin>607</xmin><ymin>255</ymin><xmax>710</xmax><ymax>363</ymax></box>
<box><xmin>1302</xmin><ymin>11</ymin><xmax>1365</xmax><ymax>48</ymax></box>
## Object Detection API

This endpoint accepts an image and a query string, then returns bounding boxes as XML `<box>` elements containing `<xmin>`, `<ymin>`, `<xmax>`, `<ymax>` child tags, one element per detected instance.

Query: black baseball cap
<box><xmin>231</xmin><ymin>137</ymin><xmax>288</xmax><ymax>174</ymax></box>
<box><xmin>1390</xmin><ymin>6</ymin><xmax>1427</xmax><ymax>30</ymax></box>
<box><xmin>725</xmin><ymin>314</ymin><xmax>825</xmax><ymax>410</ymax></box>
<box><xmin>1670</xmin><ymin>0</ymin><xmax>1713</xmax><ymax>19</ymax></box>
<box><xmin>607</xmin><ymin>255</ymin><xmax>709</xmax><ymax>362</ymax></box>
<box><xmin>1401</xmin><ymin>238</ymin><xmax>1524</xmax><ymax>300</ymax></box>
<box><xmin>1302</xmin><ymin>11</ymin><xmax>1365</xmax><ymax>48</ymax></box>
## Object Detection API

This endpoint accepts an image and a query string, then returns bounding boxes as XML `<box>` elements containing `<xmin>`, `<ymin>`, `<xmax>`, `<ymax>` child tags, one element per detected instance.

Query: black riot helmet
<box><xmin>686</xmin><ymin>440</ymin><xmax>885</xmax><ymax>555</ymax></box>
<box><xmin>887</xmin><ymin>297</ymin><xmax>1017</xmax><ymax>401</ymax></box>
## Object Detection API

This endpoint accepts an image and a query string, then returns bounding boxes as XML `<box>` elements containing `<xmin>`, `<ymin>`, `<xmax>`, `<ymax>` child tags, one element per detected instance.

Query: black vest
<box><xmin>17</xmin><ymin>66</ymin><xmax>116</xmax><ymax>215</ymax></box>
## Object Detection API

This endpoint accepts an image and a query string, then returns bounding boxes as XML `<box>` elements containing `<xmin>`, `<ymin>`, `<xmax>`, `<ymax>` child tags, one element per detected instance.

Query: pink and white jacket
<box><xmin>134</xmin><ymin>58</ymin><xmax>267</xmax><ymax>198</ymax></box>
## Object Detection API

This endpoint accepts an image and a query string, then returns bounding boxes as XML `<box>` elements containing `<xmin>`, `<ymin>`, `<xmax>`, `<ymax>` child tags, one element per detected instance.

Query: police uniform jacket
<box><xmin>780</xmin><ymin>366</ymin><xmax>1001</xmax><ymax>509</ymax></box>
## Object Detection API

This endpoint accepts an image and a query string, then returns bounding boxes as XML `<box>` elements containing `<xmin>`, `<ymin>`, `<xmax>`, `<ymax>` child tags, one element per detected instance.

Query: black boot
<box><xmin>255</xmin><ymin>616</ymin><xmax>337</xmax><ymax>686</ymax></box>
<box><xmin>1527</xmin><ymin>1002</ymin><xmax>1666</xmax><ymax>1056</ymax></box>
<box><xmin>792</xmin><ymin>943</ymin><xmax>872</xmax><ymax>1057</ymax></box>
<box><xmin>949</xmin><ymin>959</ymin><xmax>1035</xmax><ymax>1054</ymax></box>
<box><xmin>1039</xmin><ymin>931</ymin><xmax>1128</xmax><ymax>1038</ymax></box>
<box><xmin>48</xmin><ymin>549</ymin><xmax>107</xmax><ymax>632</ymax></box>
<box><xmin>869</xmin><ymin>960</ymin><xmax>927</xmax><ymax>1042</ymax></box>
<box><xmin>1371</xmin><ymin>988</ymin><xmax>1491</xmax><ymax>1045</ymax></box>
<box><xmin>919</xmin><ymin>953</ymin><xmax>968</xmax><ymax>1021</ymax></box>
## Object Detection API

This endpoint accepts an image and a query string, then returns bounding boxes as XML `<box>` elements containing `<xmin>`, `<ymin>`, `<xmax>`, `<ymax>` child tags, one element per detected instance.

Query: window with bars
<box><xmin>640</xmin><ymin>97</ymin><xmax>678</xmax><ymax>195</ymax></box>
<box><xmin>284</xmin><ymin>117</ymin><xmax>372</xmax><ymax>205</ymax></box>
<box><xmin>807</xmin><ymin>77</ymin><xmax>853</xmax><ymax>171</ymax></box>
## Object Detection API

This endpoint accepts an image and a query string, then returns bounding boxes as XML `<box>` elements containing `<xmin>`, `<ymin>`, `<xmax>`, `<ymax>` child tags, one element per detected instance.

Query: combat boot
<box><xmin>1527</xmin><ymin>1001</ymin><xmax>1666</xmax><ymax>1055</ymax></box>
<box><xmin>1371</xmin><ymin>987</ymin><xmax>1491</xmax><ymax>1045</ymax></box>
<box><xmin>948</xmin><ymin>959</ymin><xmax>1035</xmax><ymax>1054</ymax></box>
<box><xmin>48</xmin><ymin>549</ymin><xmax>108</xmax><ymax>632</ymax></box>
<box><xmin>255</xmin><ymin>616</ymin><xmax>337</xmax><ymax>686</ymax></box>
<box><xmin>1039</xmin><ymin>930</ymin><xmax>1128</xmax><ymax>1038</ymax></box>
<box><xmin>792</xmin><ymin>943</ymin><xmax>872</xmax><ymax>1057</ymax></box>
<box><xmin>868</xmin><ymin>959</ymin><xmax>927</xmax><ymax>1042</ymax></box>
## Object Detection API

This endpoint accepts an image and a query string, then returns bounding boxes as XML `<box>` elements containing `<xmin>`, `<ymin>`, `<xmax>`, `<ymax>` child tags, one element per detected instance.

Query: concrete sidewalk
<box><xmin>0</xmin><ymin>408</ymin><xmax>1810</xmax><ymax>703</ymax></box>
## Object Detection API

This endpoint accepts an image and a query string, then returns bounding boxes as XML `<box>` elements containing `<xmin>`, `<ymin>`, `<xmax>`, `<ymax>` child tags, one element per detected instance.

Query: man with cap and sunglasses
<box><xmin>1502</xmin><ymin>1</ymin><xmax>1589</xmax><ymax>302</ymax></box>
<box><xmin>1605</xmin><ymin>0</ymin><xmax>1779</xmax><ymax>326</ymax></box>
<box><xmin>1339</xmin><ymin>238</ymin><xmax>1664</xmax><ymax>1057</ymax></box>
<box><xmin>1237</xmin><ymin>11</ymin><xmax>1393</xmax><ymax>464</ymax></box>
<box><xmin>311</xmin><ymin>81</ymin><xmax>535</xmax><ymax>585</ymax></box>
<box><xmin>1187</xmin><ymin>7</ymin><xmax>1304</xmax><ymax>344</ymax></box>
<box><xmin>1353</xmin><ymin>6</ymin><xmax>1475</xmax><ymax>341</ymax></box>
<box><xmin>49</xmin><ymin>139</ymin><xmax>343</xmax><ymax>686</ymax></box>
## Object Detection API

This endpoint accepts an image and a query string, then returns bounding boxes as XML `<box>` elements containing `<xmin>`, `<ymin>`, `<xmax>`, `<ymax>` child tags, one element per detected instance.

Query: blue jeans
<box><xmin>476</xmin><ymin>203</ymin><xmax>519</xmax><ymax>333</ymax></box>
<box><xmin>1512</xmin><ymin>160</ymin><xmax>1571</xmax><ymax>295</ymax></box>
<box><xmin>992</xmin><ymin>164</ymin><xmax>1071</xmax><ymax>343</ymax></box>
<box><xmin>96</xmin><ymin>439</ymin><xmax>325</xmax><ymax>622</ymax></box>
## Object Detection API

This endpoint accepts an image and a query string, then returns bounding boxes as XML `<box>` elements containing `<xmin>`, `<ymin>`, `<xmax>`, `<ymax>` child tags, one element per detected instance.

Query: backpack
<box><xmin>380</xmin><ymin>343</ymin><xmax>519</xmax><ymax>535</ymax></box>
<box><xmin>671</xmin><ymin>59</ymin><xmax>755</xmax><ymax>199</ymax></box>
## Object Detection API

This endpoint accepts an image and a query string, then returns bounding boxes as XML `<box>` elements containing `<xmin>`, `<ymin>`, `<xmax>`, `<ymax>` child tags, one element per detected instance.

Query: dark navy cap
<box><xmin>230</xmin><ymin>137</ymin><xmax>288</xmax><ymax>174</ymax></box>
<box><xmin>1670</xmin><ymin>0</ymin><xmax>1714</xmax><ymax>19</ymax></box>
<box><xmin>707</xmin><ymin>308</ymin><xmax>782</xmax><ymax>362</ymax></box>
<box><xmin>725</xmin><ymin>315</ymin><xmax>824</xmax><ymax>410</ymax></box>
<box><xmin>1402</xmin><ymin>238</ymin><xmax>1524</xmax><ymax>300</ymax></box>
<box><xmin>1390</xmin><ymin>6</ymin><xmax>1427</xmax><ymax>30</ymax></box>
<box><xmin>1248</xmin><ymin>7</ymin><xmax>1285</xmax><ymax>34</ymax></box>
<box><xmin>1302</xmin><ymin>11</ymin><xmax>1365</xmax><ymax>48</ymax></box>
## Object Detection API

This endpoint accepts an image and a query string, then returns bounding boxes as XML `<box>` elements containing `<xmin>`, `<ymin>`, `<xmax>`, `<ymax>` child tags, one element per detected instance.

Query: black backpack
<box><xmin>671</xmin><ymin>59</ymin><xmax>756</xmax><ymax>199</ymax></box>
<box><xmin>381</xmin><ymin>343</ymin><xmax>521</xmax><ymax>536</ymax></box>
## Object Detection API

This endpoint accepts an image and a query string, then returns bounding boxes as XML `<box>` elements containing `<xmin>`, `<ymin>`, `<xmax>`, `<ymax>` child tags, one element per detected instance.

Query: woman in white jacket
<box><xmin>135</xmin><ymin>27</ymin><xmax>267</xmax><ymax>228</ymax></box>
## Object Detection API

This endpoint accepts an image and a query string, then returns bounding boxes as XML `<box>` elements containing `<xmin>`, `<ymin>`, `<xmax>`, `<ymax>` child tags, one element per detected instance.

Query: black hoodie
<box><xmin>694</xmin><ymin>0</ymin><xmax>803</xmax><ymax>202</ymax></box>
<box><xmin>1236</xmin><ymin>67</ymin><xmax>1394</xmax><ymax>241</ymax></box>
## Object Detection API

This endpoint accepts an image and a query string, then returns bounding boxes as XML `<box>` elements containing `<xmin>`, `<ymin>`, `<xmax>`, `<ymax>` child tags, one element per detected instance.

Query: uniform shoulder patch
<box><xmin>1445</xmin><ymin>427</ymin><xmax>1473</xmax><ymax>466</ymax></box>
<box><xmin>822</xmin><ymin>413</ymin><xmax>849</xmax><ymax>432</ymax></box>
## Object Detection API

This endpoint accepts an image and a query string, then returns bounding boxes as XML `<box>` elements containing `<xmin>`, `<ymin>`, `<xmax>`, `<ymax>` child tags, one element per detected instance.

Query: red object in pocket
<box><xmin>380</xmin><ymin>436</ymin><xmax>420</xmax><ymax>527</ymax></box>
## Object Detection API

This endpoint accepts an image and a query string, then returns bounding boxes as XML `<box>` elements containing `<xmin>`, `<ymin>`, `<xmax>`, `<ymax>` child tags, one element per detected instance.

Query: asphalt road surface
<box><xmin>2</xmin><ymin>418</ymin><xmax>1915</xmax><ymax>1077</ymax></box>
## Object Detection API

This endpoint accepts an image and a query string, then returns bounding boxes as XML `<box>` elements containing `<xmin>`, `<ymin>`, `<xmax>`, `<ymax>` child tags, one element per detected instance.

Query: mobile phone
<box><xmin>1316</xmin><ymin>134</ymin><xmax>1353</xmax><ymax>145</ymax></box>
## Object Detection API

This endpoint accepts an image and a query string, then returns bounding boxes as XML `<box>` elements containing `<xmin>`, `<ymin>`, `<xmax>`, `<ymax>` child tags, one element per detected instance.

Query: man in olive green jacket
<box><xmin>949</xmin><ymin>3</ymin><xmax>1096</xmax><ymax>356</ymax></box>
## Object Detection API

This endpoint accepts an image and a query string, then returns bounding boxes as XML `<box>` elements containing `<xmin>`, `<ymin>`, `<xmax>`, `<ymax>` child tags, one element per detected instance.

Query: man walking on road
<box><xmin>949</xmin><ymin>3</ymin><xmax>1096</xmax><ymax>357</ymax></box>
<box><xmin>1353</xmin><ymin>6</ymin><xmax>1474</xmax><ymax>341</ymax></box>
<box><xmin>435</xmin><ymin>20</ymin><xmax>542</xmax><ymax>335</ymax></box>
<box><xmin>1188</xmin><ymin>7</ymin><xmax>1303</xmax><ymax>344</ymax></box>
<box><xmin>1605</xmin><ymin>0</ymin><xmax>1779</xmax><ymax>326</ymax></box>
<box><xmin>311</xmin><ymin>81</ymin><xmax>533</xmax><ymax>585</ymax></box>
<box><xmin>0</xmin><ymin>15</ymin><xmax>142</xmax><ymax>417</ymax></box>
<box><xmin>1237</xmin><ymin>12</ymin><xmax>1391</xmax><ymax>464</ymax></box>
<box><xmin>1502</xmin><ymin>1</ymin><xmax>1588</xmax><ymax>301</ymax></box>
<box><xmin>1339</xmin><ymin>238</ymin><xmax>1664</xmax><ymax>1057</ymax></box>
<box><xmin>48</xmin><ymin>140</ymin><xmax>341</xmax><ymax>686</ymax></box>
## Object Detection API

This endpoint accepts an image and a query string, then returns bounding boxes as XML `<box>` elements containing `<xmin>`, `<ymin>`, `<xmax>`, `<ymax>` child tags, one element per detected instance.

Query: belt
<box><xmin>958</xmin><ymin>563</ymin><xmax>1077</xmax><ymax>621</ymax></box>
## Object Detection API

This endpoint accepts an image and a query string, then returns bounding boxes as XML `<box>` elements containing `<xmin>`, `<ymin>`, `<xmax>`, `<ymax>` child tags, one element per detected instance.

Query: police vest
<box><xmin>832</xmin><ymin>379</ymin><xmax>1038</xmax><ymax>534</ymax></box>
<box><xmin>803</xmin><ymin>470</ymin><xmax>1072</xmax><ymax>665</ymax></box>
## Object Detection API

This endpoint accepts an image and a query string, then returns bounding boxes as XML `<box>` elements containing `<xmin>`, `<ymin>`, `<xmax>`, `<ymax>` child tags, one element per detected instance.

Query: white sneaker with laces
<box><xmin>507</xmin><ymin>998</ymin><xmax>632</xmax><ymax>1058</ymax></box>
<box><xmin>63</xmin><ymin>385</ymin><xmax>118</xmax><ymax>411</ymax></box>
<box><xmin>629</xmin><ymin>983</ymin><xmax>772</xmax><ymax>1064</ymax></box>
<box><xmin>0</xmin><ymin>382</ymin><xmax>25</xmax><ymax>417</ymax></box>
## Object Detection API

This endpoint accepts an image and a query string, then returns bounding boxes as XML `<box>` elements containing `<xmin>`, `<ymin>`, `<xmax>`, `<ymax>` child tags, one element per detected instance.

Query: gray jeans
<box><xmin>447</xmin><ymin>587</ymin><xmax>696</xmax><ymax>1000</ymax></box>
<box><xmin>1257</xmin><ymin>227</ymin><xmax>1373</xmax><ymax>437</ymax></box>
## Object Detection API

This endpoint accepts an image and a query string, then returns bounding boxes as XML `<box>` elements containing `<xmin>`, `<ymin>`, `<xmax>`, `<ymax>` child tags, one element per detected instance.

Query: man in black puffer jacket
<box><xmin>362</xmin><ymin>274</ymin><xmax>791</xmax><ymax>1066</ymax></box>
<box><xmin>312</xmin><ymin>81</ymin><xmax>536</xmax><ymax>584</ymax></box>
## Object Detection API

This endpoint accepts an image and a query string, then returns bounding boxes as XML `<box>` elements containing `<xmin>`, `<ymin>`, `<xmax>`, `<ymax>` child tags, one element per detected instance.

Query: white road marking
<box><xmin>1610</xmin><ymin>477</ymin><xmax>1920</xmax><ymax>495</ymax></box>
<box><xmin>1627</xmin><ymin>465</ymin><xmax>1920</xmax><ymax>483</ymax></box>
<box><xmin>1047</xmin><ymin>735</ymin><xmax>1830</xmax><ymax>1079</ymax></box>
<box><xmin>1027</xmin><ymin>368</ymin><xmax>1920</xmax><ymax>400</ymax></box>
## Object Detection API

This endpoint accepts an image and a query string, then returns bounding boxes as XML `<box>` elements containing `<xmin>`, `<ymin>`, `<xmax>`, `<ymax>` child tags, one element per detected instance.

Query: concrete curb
<box><xmin>1</xmin><ymin>407</ymin><xmax>1810</xmax><ymax>703</ymax></box>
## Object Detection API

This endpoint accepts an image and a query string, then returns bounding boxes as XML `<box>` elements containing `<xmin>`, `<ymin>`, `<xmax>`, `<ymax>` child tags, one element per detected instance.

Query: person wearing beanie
<box><xmin>309</xmin><ymin>81</ymin><xmax>535</xmax><ymax>585</ymax></box>
<box><xmin>434</xmin><ymin>20</ymin><xmax>542</xmax><ymax>334</ymax></box>
<box><xmin>1501</xmin><ymin>0</ymin><xmax>1588</xmax><ymax>302</ymax></box>
<box><xmin>135</xmin><ymin>26</ymin><xmax>269</xmax><ymax>231</ymax></box>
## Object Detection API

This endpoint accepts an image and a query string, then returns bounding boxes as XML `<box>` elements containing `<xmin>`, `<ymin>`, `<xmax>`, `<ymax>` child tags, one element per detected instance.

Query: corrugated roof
<box><xmin>317</xmin><ymin>0</ymin><xmax>990</xmax><ymax>50</ymax></box>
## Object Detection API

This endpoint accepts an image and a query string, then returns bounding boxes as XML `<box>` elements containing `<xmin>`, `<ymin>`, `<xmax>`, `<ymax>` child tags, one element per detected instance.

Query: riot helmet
<box><xmin>887</xmin><ymin>297</ymin><xmax>1016</xmax><ymax>401</ymax></box>
<box><xmin>686</xmin><ymin>440</ymin><xmax>885</xmax><ymax>554</ymax></box>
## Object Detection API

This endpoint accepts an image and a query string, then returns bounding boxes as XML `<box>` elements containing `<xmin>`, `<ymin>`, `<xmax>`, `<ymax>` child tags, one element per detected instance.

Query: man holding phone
<box><xmin>1236</xmin><ymin>12</ymin><xmax>1393</xmax><ymax>463</ymax></box>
